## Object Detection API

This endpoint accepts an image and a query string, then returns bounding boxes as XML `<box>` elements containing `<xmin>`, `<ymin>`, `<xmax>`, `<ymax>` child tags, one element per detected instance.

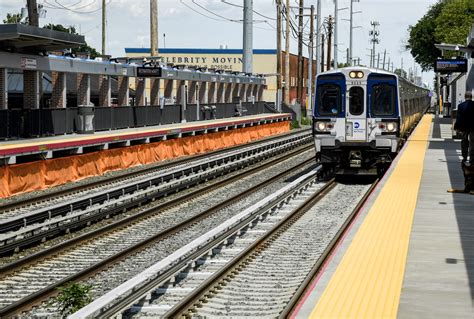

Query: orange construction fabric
<box><xmin>0</xmin><ymin>121</ymin><xmax>290</xmax><ymax>199</ymax></box>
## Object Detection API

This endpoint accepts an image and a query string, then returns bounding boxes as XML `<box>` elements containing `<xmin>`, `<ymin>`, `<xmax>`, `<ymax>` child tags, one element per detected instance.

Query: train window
<box><xmin>317</xmin><ymin>83</ymin><xmax>341</xmax><ymax>116</ymax></box>
<box><xmin>349</xmin><ymin>86</ymin><xmax>364</xmax><ymax>115</ymax></box>
<box><xmin>371</xmin><ymin>84</ymin><xmax>396</xmax><ymax>116</ymax></box>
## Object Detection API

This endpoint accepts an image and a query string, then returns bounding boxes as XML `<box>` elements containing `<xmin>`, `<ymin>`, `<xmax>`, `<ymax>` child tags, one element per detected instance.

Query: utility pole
<box><xmin>349</xmin><ymin>0</ymin><xmax>361</xmax><ymax>66</ymax></box>
<box><xmin>27</xmin><ymin>0</ymin><xmax>39</xmax><ymax>27</ymax></box>
<box><xmin>285</xmin><ymin>0</ymin><xmax>290</xmax><ymax>104</ymax></box>
<box><xmin>316</xmin><ymin>0</ymin><xmax>322</xmax><ymax>75</ymax></box>
<box><xmin>150</xmin><ymin>0</ymin><xmax>158</xmax><ymax>56</ymax></box>
<box><xmin>369</xmin><ymin>21</ymin><xmax>379</xmax><ymax>68</ymax></box>
<box><xmin>276</xmin><ymin>0</ymin><xmax>282</xmax><ymax>92</ymax></box>
<box><xmin>307</xmin><ymin>5</ymin><xmax>315</xmax><ymax>116</ymax></box>
<box><xmin>297</xmin><ymin>0</ymin><xmax>304</xmax><ymax>111</ymax></box>
<box><xmin>102</xmin><ymin>0</ymin><xmax>106</xmax><ymax>56</ymax></box>
<box><xmin>321</xmin><ymin>34</ymin><xmax>325</xmax><ymax>72</ymax></box>
<box><xmin>243</xmin><ymin>0</ymin><xmax>253</xmax><ymax>73</ymax></box>
<box><xmin>382</xmin><ymin>49</ymin><xmax>387</xmax><ymax>69</ymax></box>
<box><xmin>333</xmin><ymin>0</ymin><xmax>338</xmax><ymax>69</ymax></box>
<box><xmin>326</xmin><ymin>15</ymin><xmax>333</xmax><ymax>71</ymax></box>
<box><xmin>377</xmin><ymin>52</ymin><xmax>380</xmax><ymax>69</ymax></box>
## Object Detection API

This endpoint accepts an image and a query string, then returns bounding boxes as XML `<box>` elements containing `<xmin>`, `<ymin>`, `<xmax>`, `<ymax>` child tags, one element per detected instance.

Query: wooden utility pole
<box><xmin>321</xmin><ymin>34</ymin><xmax>325</xmax><ymax>72</ymax></box>
<box><xmin>27</xmin><ymin>0</ymin><xmax>39</xmax><ymax>27</ymax></box>
<box><xmin>150</xmin><ymin>0</ymin><xmax>158</xmax><ymax>56</ymax></box>
<box><xmin>285</xmin><ymin>0</ymin><xmax>290</xmax><ymax>104</ymax></box>
<box><xmin>326</xmin><ymin>15</ymin><xmax>333</xmax><ymax>71</ymax></box>
<box><xmin>297</xmin><ymin>0</ymin><xmax>304</xmax><ymax>109</ymax></box>
<box><xmin>308</xmin><ymin>5</ymin><xmax>314</xmax><ymax>114</ymax></box>
<box><xmin>276</xmin><ymin>0</ymin><xmax>282</xmax><ymax>91</ymax></box>
<box><xmin>102</xmin><ymin>0</ymin><xmax>106</xmax><ymax>55</ymax></box>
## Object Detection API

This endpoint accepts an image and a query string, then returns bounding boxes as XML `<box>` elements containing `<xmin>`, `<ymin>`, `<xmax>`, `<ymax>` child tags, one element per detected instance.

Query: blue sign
<box><xmin>354</xmin><ymin>122</ymin><xmax>360</xmax><ymax>129</ymax></box>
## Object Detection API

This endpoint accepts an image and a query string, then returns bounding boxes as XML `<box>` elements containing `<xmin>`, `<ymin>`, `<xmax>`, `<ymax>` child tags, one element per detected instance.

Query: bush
<box><xmin>300</xmin><ymin>117</ymin><xmax>312</xmax><ymax>126</ymax></box>
<box><xmin>55</xmin><ymin>282</ymin><xmax>93</xmax><ymax>316</ymax></box>
<box><xmin>291</xmin><ymin>119</ymin><xmax>301</xmax><ymax>129</ymax></box>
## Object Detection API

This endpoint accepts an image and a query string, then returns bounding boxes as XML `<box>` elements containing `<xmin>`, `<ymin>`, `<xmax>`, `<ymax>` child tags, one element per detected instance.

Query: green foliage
<box><xmin>406</xmin><ymin>1</ymin><xmax>445</xmax><ymax>71</ymax></box>
<box><xmin>394</xmin><ymin>68</ymin><xmax>407</xmax><ymax>79</ymax></box>
<box><xmin>43</xmin><ymin>23</ymin><xmax>99</xmax><ymax>58</ymax></box>
<box><xmin>55</xmin><ymin>282</ymin><xmax>92</xmax><ymax>317</ymax></box>
<box><xmin>300</xmin><ymin>116</ymin><xmax>312</xmax><ymax>126</ymax></box>
<box><xmin>407</xmin><ymin>0</ymin><xmax>474</xmax><ymax>71</ymax></box>
<box><xmin>291</xmin><ymin>119</ymin><xmax>301</xmax><ymax>129</ymax></box>
<box><xmin>434</xmin><ymin>0</ymin><xmax>474</xmax><ymax>47</ymax></box>
<box><xmin>3</xmin><ymin>12</ymin><xmax>21</xmax><ymax>24</ymax></box>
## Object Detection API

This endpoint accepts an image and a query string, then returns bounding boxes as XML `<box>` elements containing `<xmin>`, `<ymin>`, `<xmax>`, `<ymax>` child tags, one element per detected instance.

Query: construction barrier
<box><xmin>0</xmin><ymin>121</ymin><xmax>290</xmax><ymax>199</ymax></box>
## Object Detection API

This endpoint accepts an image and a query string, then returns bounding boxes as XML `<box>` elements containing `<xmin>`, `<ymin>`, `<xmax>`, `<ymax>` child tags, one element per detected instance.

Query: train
<box><xmin>312</xmin><ymin>66</ymin><xmax>430</xmax><ymax>176</ymax></box>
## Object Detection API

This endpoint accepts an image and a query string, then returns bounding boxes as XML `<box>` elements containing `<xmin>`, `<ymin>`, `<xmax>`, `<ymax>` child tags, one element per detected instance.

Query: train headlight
<box><xmin>315</xmin><ymin>122</ymin><xmax>334</xmax><ymax>132</ymax></box>
<box><xmin>386</xmin><ymin>122</ymin><xmax>397</xmax><ymax>132</ymax></box>
<box><xmin>378</xmin><ymin>122</ymin><xmax>397</xmax><ymax>133</ymax></box>
<box><xmin>357</xmin><ymin>71</ymin><xmax>364</xmax><ymax>78</ymax></box>
<box><xmin>349</xmin><ymin>71</ymin><xmax>357</xmax><ymax>78</ymax></box>
<box><xmin>317</xmin><ymin>122</ymin><xmax>327</xmax><ymax>132</ymax></box>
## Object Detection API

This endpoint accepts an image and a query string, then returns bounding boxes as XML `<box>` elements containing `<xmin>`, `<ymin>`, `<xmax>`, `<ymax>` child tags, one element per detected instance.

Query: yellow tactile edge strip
<box><xmin>309</xmin><ymin>114</ymin><xmax>432</xmax><ymax>318</ymax></box>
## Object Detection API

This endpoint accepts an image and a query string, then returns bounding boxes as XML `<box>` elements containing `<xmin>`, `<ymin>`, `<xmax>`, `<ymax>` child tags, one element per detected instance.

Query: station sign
<box><xmin>434</xmin><ymin>58</ymin><xmax>468</xmax><ymax>73</ymax></box>
<box><xmin>137</xmin><ymin>67</ymin><xmax>162</xmax><ymax>77</ymax></box>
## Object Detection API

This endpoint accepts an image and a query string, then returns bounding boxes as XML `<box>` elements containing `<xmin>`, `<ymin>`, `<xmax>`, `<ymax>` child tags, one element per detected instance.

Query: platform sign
<box><xmin>435</xmin><ymin>59</ymin><xmax>468</xmax><ymax>73</ymax></box>
<box><xmin>137</xmin><ymin>67</ymin><xmax>162</xmax><ymax>77</ymax></box>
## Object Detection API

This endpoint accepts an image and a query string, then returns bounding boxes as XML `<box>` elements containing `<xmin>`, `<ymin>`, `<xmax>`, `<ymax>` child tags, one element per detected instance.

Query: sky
<box><xmin>1</xmin><ymin>0</ymin><xmax>438</xmax><ymax>86</ymax></box>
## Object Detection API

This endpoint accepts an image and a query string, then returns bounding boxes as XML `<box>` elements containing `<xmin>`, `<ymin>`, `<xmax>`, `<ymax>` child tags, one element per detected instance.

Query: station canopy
<box><xmin>0</xmin><ymin>24</ymin><xmax>84</xmax><ymax>53</ymax></box>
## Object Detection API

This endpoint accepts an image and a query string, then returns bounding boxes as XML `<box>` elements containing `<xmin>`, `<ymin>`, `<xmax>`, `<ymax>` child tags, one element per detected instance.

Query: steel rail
<box><xmin>0</xmin><ymin>147</ymin><xmax>315</xmax><ymax>318</ymax></box>
<box><xmin>280</xmin><ymin>178</ymin><xmax>380</xmax><ymax>318</ymax></box>
<box><xmin>0</xmin><ymin>129</ymin><xmax>310</xmax><ymax>213</ymax></box>
<box><xmin>0</xmin><ymin>134</ymin><xmax>311</xmax><ymax>254</ymax></box>
<box><xmin>163</xmin><ymin>179</ymin><xmax>337</xmax><ymax>318</ymax></box>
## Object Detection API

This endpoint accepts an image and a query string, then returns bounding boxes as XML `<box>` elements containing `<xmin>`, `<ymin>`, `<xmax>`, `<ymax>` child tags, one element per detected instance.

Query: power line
<box><xmin>191</xmin><ymin>0</ymin><xmax>240</xmax><ymax>22</ymax></box>
<box><xmin>220</xmin><ymin>0</ymin><xmax>277</xmax><ymax>21</ymax></box>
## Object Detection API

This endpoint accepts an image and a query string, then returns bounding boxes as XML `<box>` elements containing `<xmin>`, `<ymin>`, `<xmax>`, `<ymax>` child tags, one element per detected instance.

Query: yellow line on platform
<box><xmin>309</xmin><ymin>114</ymin><xmax>432</xmax><ymax>318</ymax></box>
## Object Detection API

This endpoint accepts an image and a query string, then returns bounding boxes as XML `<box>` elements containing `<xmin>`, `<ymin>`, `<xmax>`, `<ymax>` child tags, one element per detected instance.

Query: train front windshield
<box><xmin>368</xmin><ymin>75</ymin><xmax>398</xmax><ymax>117</ymax></box>
<box><xmin>315</xmin><ymin>74</ymin><xmax>345</xmax><ymax>117</ymax></box>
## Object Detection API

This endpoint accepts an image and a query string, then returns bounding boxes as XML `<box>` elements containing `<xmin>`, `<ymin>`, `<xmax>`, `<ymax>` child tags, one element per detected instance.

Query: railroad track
<box><xmin>0</xmin><ymin>146</ymin><xmax>316</xmax><ymax>318</ymax></box>
<box><xmin>163</xmin><ymin>180</ymin><xmax>377</xmax><ymax>318</ymax></box>
<box><xmin>0</xmin><ymin>130</ymin><xmax>311</xmax><ymax>255</ymax></box>
<box><xmin>82</xmin><ymin>175</ymin><xmax>377</xmax><ymax>319</ymax></box>
<box><xmin>0</xmin><ymin>129</ymin><xmax>310</xmax><ymax>213</ymax></box>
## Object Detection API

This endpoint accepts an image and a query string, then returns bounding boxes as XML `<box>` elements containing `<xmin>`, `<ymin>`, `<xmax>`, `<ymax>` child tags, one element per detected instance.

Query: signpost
<box><xmin>136</xmin><ymin>67</ymin><xmax>162</xmax><ymax>77</ymax></box>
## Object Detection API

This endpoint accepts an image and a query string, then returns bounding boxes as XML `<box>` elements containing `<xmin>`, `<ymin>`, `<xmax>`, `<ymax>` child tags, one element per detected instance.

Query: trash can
<box><xmin>76</xmin><ymin>105</ymin><xmax>95</xmax><ymax>134</ymax></box>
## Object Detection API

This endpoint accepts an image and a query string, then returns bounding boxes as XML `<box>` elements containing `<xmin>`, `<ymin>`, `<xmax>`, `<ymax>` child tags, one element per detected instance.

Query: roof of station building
<box><xmin>125</xmin><ymin>48</ymin><xmax>277</xmax><ymax>55</ymax></box>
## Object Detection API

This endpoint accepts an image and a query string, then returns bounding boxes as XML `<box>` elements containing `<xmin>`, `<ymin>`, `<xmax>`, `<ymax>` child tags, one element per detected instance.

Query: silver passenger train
<box><xmin>312</xmin><ymin>67</ymin><xmax>430</xmax><ymax>175</ymax></box>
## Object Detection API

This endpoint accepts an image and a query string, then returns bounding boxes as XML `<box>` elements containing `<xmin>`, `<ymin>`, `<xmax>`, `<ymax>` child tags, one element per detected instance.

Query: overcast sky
<box><xmin>1</xmin><ymin>0</ymin><xmax>438</xmax><ymax>86</ymax></box>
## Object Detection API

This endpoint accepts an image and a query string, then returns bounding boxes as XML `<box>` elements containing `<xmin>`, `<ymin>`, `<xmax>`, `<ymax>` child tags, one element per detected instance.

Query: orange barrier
<box><xmin>0</xmin><ymin>121</ymin><xmax>290</xmax><ymax>199</ymax></box>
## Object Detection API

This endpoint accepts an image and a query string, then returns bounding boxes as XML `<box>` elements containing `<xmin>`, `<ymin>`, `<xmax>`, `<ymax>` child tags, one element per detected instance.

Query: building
<box><xmin>125</xmin><ymin>48</ymin><xmax>316</xmax><ymax>105</ymax></box>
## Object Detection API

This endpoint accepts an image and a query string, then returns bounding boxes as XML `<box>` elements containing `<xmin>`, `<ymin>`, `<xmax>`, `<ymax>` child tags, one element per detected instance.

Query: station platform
<box><xmin>0</xmin><ymin>113</ymin><xmax>291</xmax><ymax>198</ymax></box>
<box><xmin>293</xmin><ymin>114</ymin><xmax>474</xmax><ymax>318</ymax></box>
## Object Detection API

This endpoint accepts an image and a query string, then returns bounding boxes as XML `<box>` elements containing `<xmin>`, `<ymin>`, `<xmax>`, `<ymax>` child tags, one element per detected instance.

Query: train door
<box><xmin>345</xmin><ymin>85</ymin><xmax>366</xmax><ymax>141</ymax></box>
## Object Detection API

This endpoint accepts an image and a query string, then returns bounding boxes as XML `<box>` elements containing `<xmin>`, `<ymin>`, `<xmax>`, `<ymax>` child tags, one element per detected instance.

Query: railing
<box><xmin>0</xmin><ymin>102</ymin><xmax>276</xmax><ymax>140</ymax></box>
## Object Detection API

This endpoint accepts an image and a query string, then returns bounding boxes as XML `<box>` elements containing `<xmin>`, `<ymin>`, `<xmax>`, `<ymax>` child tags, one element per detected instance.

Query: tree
<box><xmin>3</xmin><ymin>12</ymin><xmax>22</xmax><ymax>24</ymax></box>
<box><xmin>435</xmin><ymin>0</ymin><xmax>474</xmax><ymax>47</ymax></box>
<box><xmin>394</xmin><ymin>68</ymin><xmax>407</xmax><ymax>79</ymax></box>
<box><xmin>406</xmin><ymin>1</ymin><xmax>445</xmax><ymax>71</ymax></box>
<box><xmin>43</xmin><ymin>23</ymin><xmax>99</xmax><ymax>58</ymax></box>
<box><xmin>407</xmin><ymin>0</ymin><xmax>474</xmax><ymax>71</ymax></box>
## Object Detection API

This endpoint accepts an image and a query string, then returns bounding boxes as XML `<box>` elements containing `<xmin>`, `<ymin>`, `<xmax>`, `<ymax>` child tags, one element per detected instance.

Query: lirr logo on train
<box><xmin>354</xmin><ymin>122</ymin><xmax>360</xmax><ymax>129</ymax></box>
